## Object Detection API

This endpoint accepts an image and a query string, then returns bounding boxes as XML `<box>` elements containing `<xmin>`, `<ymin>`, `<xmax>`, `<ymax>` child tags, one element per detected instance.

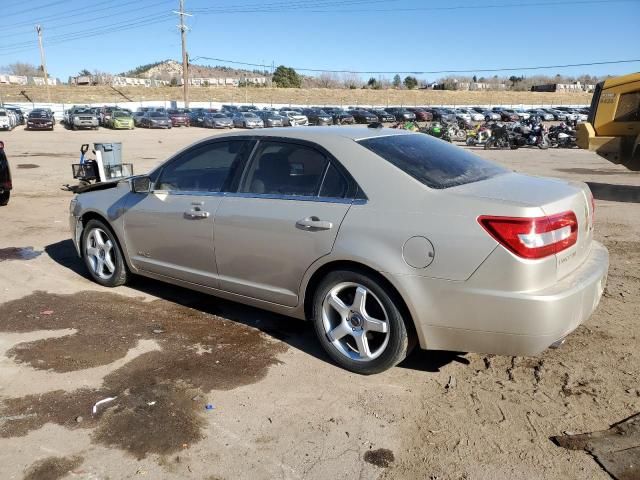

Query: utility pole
<box><xmin>35</xmin><ymin>25</ymin><xmax>51</xmax><ymax>103</ymax></box>
<box><xmin>174</xmin><ymin>0</ymin><xmax>192</xmax><ymax>108</ymax></box>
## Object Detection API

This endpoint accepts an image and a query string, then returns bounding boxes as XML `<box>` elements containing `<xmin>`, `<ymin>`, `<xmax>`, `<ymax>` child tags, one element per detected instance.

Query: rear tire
<box><xmin>0</xmin><ymin>191</ymin><xmax>10</xmax><ymax>206</ymax></box>
<box><xmin>81</xmin><ymin>219</ymin><xmax>128</xmax><ymax>287</ymax></box>
<box><xmin>312</xmin><ymin>269</ymin><xmax>412</xmax><ymax>374</ymax></box>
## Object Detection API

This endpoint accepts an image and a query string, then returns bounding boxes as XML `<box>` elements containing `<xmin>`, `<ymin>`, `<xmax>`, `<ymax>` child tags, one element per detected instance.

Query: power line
<box><xmin>3</xmin><ymin>0</ymin><xmax>66</xmax><ymax>18</ymax></box>
<box><xmin>192</xmin><ymin>55</ymin><xmax>640</xmax><ymax>75</ymax></box>
<box><xmin>4</xmin><ymin>0</ymin><xmax>175</xmax><ymax>35</ymax></box>
<box><xmin>0</xmin><ymin>15</ymin><xmax>175</xmax><ymax>57</ymax></box>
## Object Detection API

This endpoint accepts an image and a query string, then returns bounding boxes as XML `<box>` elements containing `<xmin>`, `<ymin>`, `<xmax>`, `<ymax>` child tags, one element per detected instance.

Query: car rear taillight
<box><xmin>478</xmin><ymin>211</ymin><xmax>578</xmax><ymax>259</ymax></box>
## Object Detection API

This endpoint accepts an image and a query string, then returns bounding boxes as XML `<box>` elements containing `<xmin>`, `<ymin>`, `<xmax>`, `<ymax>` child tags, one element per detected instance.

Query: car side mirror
<box><xmin>131</xmin><ymin>176</ymin><xmax>151</xmax><ymax>193</ymax></box>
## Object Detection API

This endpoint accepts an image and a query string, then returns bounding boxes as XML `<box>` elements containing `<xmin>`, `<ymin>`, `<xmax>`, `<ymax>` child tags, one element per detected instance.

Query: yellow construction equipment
<box><xmin>577</xmin><ymin>72</ymin><xmax>640</xmax><ymax>170</ymax></box>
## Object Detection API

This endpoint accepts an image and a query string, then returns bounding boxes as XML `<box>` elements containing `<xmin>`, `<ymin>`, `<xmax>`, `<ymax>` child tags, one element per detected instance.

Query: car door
<box><xmin>123</xmin><ymin>139</ymin><xmax>254</xmax><ymax>287</ymax></box>
<box><xmin>213</xmin><ymin>139</ymin><xmax>355</xmax><ymax>307</ymax></box>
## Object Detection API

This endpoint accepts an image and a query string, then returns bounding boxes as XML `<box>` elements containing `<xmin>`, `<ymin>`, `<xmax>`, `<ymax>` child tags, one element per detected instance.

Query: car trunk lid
<box><xmin>451</xmin><ymin>172</ymin><xmax>594</xmax><ymax>279</ymax></box>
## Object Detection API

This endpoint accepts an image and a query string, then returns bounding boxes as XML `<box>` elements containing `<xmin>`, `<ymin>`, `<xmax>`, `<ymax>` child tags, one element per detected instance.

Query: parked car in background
<box><xmin>454</xmin><ymin>109</ymin><xmax>473</xmax><ymax>123</ymax></box>
<box><xmin>132</xmin><ymin>111</ymin><xmax>146</xmax><ymax>126</ymax></box>
<box><xmin>553</xmin><ymin>107</ymin><xmax>578</xmax><ymax>122</ymax></box>
<box><xmin>280</xmin><ymin>110</ymin><xmax>309</xmax><ymax>126</ymax></box>
<box><xmin>456</xmin><ymin>107</ymin><xmax>484</xmax><ymax>122</ymax></box>
<box><xmin>0</xmin><ymin>109</ymin><xmax>14</xmax><ymax>131</ymax></box>
<box><xmin>222</xmin><ymin>105</ymin><xmax>240</xmax><ymax>114</ymax></box>
<box><xmin>512</xmin><ymin>109</ymin><xmax>531</xmax><ymax>120</ymax></box>
<box><xmin>406</xmin><ymin>108</ymin><xmax>434</xmax><ymax>122</ymax></box>
<box><xmin>349</xmin><ymin>110</ymin><xmax>379</xmax><ymax>124</ymax></box>
<box><xmin>189</xmin><ymin>108</ymin><xmax>218</xmax><ymax>127</ymax></box>
<box><xmin>371</xmin><ymin>109</ymin><xmax>396</xmax><ymax>123</ymax></box>
<box><xmin>68</xmin><ymin>106</ymin><xmax>99</xmax><ymax>130</ymax></box>
<box><xmin>238</xmin><ymin>105</ymin><xmax>258</xmax><ymax>112</ymax></box>
<box><xmin>139</xmin><ymin>111</ymin><xmax>172</xmax><ymax>129</ymax></box>
<box><xmin>385</xmin><ymin>108</ymin><xmax>416</xmax><ymax>121</ymax></box>
<box><xmin>425</xmin><ymin>108</ymin><xmax>456</xmax><ymax>122</ymax></box>
<box><xmin>302</xmin><ymin>109</ymin><xmax>333</xmax><ymax>126</ymax></box>
<box><xmin>492</xmin><ymin>107</ymin><xmax>519</xmax><ymax>122</ymax></box>
<box><xmin>255</xmin><ymin>110</ymin><xmax>285</xmax><ymax>127</ymax></box>
<box><xmin>203</xmin><ymin>112</ymin><xmax>234</xmax><ymax>129</ymax></box>
<box><xmin>526</xmin><ymin>109</ymin><xmax>555</xmax><ymax>121</ymax></box>
<box><xmin>0</xmin><ymin>141</ymin><xmax>11</xmax><ymax>206</ymax></box>
<box><xmin>99</xmin><ymin>106</ymin><xmax>117</xmax><ymax>126</ymax></box>
<box><xmin>471</xmin><ymin>107</ymin><xmax>500</xmax><ymax>121</ymax></box>
<box><xmin>70</xmin><ymin>127</ymin><xmax>608</xmax><ymax>374</ymax></box>
<box><xmin>233</xmin><ymin>112</ymin><xmax>264</xmax><ymax>129</ymax></box>
<box><xmin>323</xmin><ymin>108</ymin><xmax>355</xmax><ymax>125</ymax></box>
<box><xmin>109</xmin><ymin>110</ymin><xmax>135</xmax><ymax>130</ymax></box>
<box><xmin>5</xmin><ymin>107</ymin><xmax>25</xmax><ymax>125</ymax></box>
<box><xmin>168</xmin><ymin>109</ymin><xmax>190</xmax><ymax>127</ymax></box>
<box><xmin>26</xmin><ymin>110</ymin><xmax>55</xmax><ymax>130</ymax></box>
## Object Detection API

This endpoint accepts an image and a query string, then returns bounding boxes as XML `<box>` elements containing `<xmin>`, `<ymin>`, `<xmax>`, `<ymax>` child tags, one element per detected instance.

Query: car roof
<box><xmin>212</xmin><ymin>126</ymin><xmax>410</xmax><ymax>142</ymax></box>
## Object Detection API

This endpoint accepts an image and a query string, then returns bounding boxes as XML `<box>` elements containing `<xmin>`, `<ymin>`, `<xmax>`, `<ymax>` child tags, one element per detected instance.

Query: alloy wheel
<box><xmin>85</xmin><ymin>227</ymin><xmax>116</xmax><ymax>280</ymax></box>
<box><xmin>322</xmin><ymin>282</ymin><xmax>390</xmax><ymax>362</ymax></box>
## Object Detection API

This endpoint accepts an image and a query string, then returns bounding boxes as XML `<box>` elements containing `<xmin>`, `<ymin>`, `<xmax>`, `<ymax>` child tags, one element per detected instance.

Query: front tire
<box><xmin>81</xmin><ymin>219</ymin><xmax>128</xmax><ymax>287</ymax></box>
<box><xmin>312</xmin><ymin>270</ymin><xmax>411</xmax><ymax>374</ymax></box>
<box><xmin>0</xmin><ymin>190</ymin><xmax>10</xmax><ymax>206</ymax></box>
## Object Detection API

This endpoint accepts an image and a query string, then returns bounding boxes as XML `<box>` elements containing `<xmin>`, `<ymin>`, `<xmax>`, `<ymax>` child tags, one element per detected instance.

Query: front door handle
<box><xmin>296</xmin><ymin>216</ymin><xmax>333</xmax><ymax>231</ymax></box>
<box><xmin>184</xmin><ymin>206</ymin><xmax>210</xmax><ymax>219</ymax></box>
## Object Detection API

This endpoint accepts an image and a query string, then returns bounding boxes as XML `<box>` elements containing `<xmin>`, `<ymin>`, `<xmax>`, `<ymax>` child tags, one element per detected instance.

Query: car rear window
<box><xmin>358</xmin><ymin>133</ymin><xmax>507</xmax><ymax>189</ymax></box>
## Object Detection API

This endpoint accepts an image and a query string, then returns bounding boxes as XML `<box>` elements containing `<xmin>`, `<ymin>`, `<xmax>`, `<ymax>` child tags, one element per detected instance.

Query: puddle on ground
<box><xmin>364</xmin><ymin>448</ymin><xmax>395</xmax><ymax>468</ymax></box>
<box><xmin>23</xmin><ymin>455</ymin><xmax>84</xmax><ymax>480</ymax></box>
<box><xmin>0</xmin><ymin>291</ymin><xmax>287</xmax><ymax>459</ymax></box>
<box><xmin>16</xmin><ymin>152</ymin><xmax>69</xmax><ymax>158</ymax></box>
<box><xmin>0</xmin><ymin>247</ymin><xmax>42</xmax><ymax>262</ymax></box>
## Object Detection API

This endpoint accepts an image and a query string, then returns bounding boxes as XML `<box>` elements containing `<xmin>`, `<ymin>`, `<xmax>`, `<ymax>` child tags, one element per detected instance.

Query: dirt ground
<box><xmin>0</xmin><ymin>125</ymin><xmax>638</xmax><ymax>480</ymax></box>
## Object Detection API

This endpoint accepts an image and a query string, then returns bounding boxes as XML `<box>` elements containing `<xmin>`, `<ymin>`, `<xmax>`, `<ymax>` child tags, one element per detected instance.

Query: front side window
<box><xmin>615</xmin><ymin>91</ymin><xmax>640</xmax><ymax>122</ymax></box>
<box><xmin>156</xmin><ymin>140</ymin><xmax>252</xmax><ymax>192</ymax></box>
<box><xmin>240</xmin><ymin>141</ymin><xmax>347</xmax><ymax>198</ymax></box>
<box><xmin>358</xmin><ymin>133</ymin><xmax>507</xmax><ymax>189</ymax></box>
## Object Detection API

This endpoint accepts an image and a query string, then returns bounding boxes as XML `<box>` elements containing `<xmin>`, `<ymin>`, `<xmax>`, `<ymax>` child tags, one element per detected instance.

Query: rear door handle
<box><xmin>296</xmin><ymin>216</ymin><xmax>333</xmax><ymax>231</ymax></box>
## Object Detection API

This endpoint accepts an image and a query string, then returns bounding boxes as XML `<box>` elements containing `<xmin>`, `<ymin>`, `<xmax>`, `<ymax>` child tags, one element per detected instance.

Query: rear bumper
<box><xmin>392</xmin><ymin>242</ymin><xmax>609</xmax><ymax>356</ymax></box>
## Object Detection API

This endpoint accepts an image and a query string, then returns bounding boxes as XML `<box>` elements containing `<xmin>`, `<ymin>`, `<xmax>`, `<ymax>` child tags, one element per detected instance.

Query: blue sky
<box><xmin>1</xmin><ymin>0</ymin><xmax>639</xmax><ymax>81</ymax></box>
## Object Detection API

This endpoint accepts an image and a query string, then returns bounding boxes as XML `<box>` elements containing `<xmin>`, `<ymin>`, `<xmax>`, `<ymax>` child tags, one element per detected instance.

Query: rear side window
<box><xmin>240</xmin><ymin>142</ymin><xmax>328</xmax><ymax>196</ymax></box>
<box><xmin>358</xmin><ymin>134</ymin><xmax>506</xmax><ymax>189</ymax></box>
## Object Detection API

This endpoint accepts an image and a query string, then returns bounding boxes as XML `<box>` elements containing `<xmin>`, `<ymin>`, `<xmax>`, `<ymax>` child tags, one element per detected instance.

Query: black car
<box><xmin>189</xmin><ymin>108</ymin><xmax>218</xmax><ymax>127</ymax></box>
<box><xmin>26</xmin><ymin>110</ymin><xmax>55</xmax><ymax>130</ymax></box>
<box><xmin>6</xmin><ymin>107</ymin><xmax>25</xmax><ymax>125</ymax></box>
<box><xmin>301</xmin><ymin>109</ymin><xmax>333</xmax><ymax>125</ymax></box>
<box><xmin>370</xmin><ymin>109</ymin><xmax>396</xmax><ymax>122</ymax></box>
<box><xmin>349</xmin><ymin>109</ymin><xmax>379</xmax><ymax>124</ymax></box>
<box><xmin>0</xmin><ymin>141</ymin><xmax>11</xmax><ymax>206</ymax></box>
<box><xmin>323</xmin><ymin>107</ymin><xmax>355</xmax><ymax>124</ymax></box>
<box><xmin>384</xmin><ymin>108</ymin><xmax>416</xmax><ymax>121</ymax></box>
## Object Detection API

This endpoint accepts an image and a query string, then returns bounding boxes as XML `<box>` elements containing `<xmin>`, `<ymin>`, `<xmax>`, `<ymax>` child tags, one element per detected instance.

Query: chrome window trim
<box><xmin>149</xmin><ymin>189</ymin><xmax>365</xmax><ymax>205</ymax></box>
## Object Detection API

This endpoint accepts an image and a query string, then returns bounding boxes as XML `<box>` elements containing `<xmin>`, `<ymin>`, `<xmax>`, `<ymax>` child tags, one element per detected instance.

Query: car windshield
<box><xmin>113</xmin><ymin>111</ymin><xmax>130</xmax><ymax>118</ymax></box>
<box><xmin>211</xmin><ymin>114</ymin><xmax>227</xmax><ymax>118</ymax></box>
<box><xmin>29</xmin><ymin>112</ymin><xmax>47</xmax><ymax>118</ymax></box>
<box><xmin>74</xmin><ymin>109</ymin><xmax>91</xmax><ymax>114</ymax></box>
<box><xmin>358</xmin><ymin>133</ymin><xmax>507</xmax><ymax>189</ymax></box>
<box><xmin>243</xmin><ymin>113</ymin><xmax>258</xmax><ymax>118</ymax></box>
<box><xmin>0</xmin><ymin>112</ymin><xmax>6</xmax><ymax>117</ymax></box>
<box><xmin>150</xmin><ymin>112</ymin><xmax>166</xmax><ymax>117</ymax></box>
<box><xmin>168</xmin><ymin>109</ymin><xmax>185</xmax><ymax>114</ymax></box>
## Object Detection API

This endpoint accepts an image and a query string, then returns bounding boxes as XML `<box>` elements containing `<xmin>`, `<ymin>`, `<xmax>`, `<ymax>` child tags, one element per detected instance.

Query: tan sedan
<box><xmin>69</xmin><ymin>127</ymin><xmax>608</xmax><ymax>374</ymax></box>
